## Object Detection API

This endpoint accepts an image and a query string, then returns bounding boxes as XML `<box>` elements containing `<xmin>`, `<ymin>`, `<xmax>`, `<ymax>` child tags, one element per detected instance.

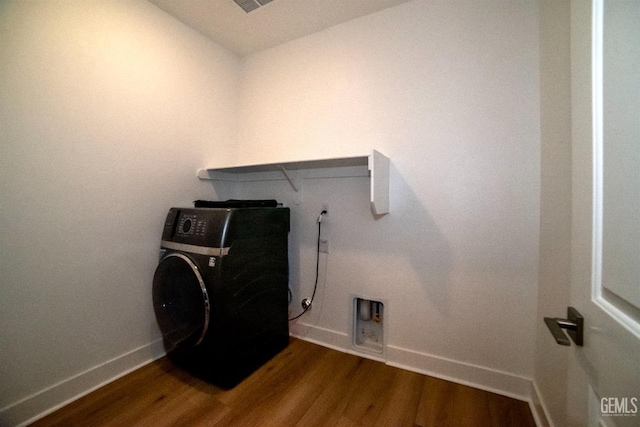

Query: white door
<box><xmin>568</xmin><ymin>0</ymin><xmax>640</xmax><ymax>425</ymax></box>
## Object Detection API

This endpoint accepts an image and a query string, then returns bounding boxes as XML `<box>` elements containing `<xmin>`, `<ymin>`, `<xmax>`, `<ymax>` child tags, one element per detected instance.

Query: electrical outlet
<box><xmin>322</xmin><ymin>203</ymin><xmax>329</xmax><ymax>217</ymax></box>
<box><xmin>319</xmin><ymin>239</ymin><xmax>329</xmax><ymax>253</ymax></box>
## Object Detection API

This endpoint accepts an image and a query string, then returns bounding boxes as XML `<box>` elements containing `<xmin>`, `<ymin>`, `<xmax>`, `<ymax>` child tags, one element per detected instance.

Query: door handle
<box><xmin>544</xmin><ymin>306</ymin><xmax>584</xmax><ymax>346</ymax></box>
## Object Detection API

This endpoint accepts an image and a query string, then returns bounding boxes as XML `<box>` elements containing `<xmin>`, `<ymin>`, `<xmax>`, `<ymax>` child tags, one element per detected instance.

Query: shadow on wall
<box><xmin>342</xmin><ymin>163</ymin><xmax>454</xmax><ymax>319</ymax></box>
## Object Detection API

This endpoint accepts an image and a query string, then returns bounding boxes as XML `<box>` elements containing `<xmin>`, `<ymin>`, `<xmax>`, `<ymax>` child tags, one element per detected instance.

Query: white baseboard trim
<box><xmin>385</xmin><ymin>344</ymin><xmax>531</xmax><ymax>401</ymax></box>
<box><xmin>290</xmin><ymin>322</ymin><xmax>387</xmax><ymax>363</ymax></box>
<box><xmin>291</xmin><ymin>323</ymin><xmax>550</xmax><ymax>427</ymax></box>
<box><xmin>529</xmin><ymin>381</ymin><xmax>553</xmax><ymax>427</ymax></box>
<box><xmin>290</xmin><ymin>322</ymin><xmax>350</xmax><ymax>351</ymax></box>
<box><xmin>0</xmin><ymin>339</ymin><xmax>167</xmax><ymax>427</ymax></box>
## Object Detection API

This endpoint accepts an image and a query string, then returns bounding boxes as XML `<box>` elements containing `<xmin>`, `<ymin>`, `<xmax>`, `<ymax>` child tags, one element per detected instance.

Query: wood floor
<box><xmin>31</xmin><ymin>339</ymin><xmax>536</xmax><ymax>427</ymax></box>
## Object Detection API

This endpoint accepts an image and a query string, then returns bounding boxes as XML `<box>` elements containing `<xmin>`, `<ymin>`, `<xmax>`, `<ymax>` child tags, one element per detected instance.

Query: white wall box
<box><xmin>352</xmin><ymin>297</ymin><xmax>386</xmax><ymax>358</ymax></box>
<box><xmin>197</xmin><ymin>150</ymin><xmax>390</xmax><ymax>215</ymax></box>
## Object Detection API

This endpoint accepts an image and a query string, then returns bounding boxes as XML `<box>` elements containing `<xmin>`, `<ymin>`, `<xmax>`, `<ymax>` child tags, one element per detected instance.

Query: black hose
<box><xmin>288</xmin><ymin>215</ymin><xmax>323</xmax><ymax>321</ymax></box>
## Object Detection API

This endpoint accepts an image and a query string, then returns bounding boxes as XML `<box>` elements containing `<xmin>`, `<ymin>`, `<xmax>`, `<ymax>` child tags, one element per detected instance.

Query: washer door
<box><xmin>152</xmin><ymin>253</ymin><xmax>210</xmax><ymax>350</ymax></box>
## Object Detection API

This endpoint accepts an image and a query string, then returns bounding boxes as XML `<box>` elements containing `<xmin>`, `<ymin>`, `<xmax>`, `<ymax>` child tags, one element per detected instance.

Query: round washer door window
<box><xmin>152</xmin><ymin>253</ymin><xmax>210</xmax><ymax>350</ymax></box>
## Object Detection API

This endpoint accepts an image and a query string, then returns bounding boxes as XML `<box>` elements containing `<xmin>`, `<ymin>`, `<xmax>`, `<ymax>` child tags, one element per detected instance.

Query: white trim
<box><xmin>385</xmin><ymin>344</ymin><xmax>532</xmax><ymax>402</ymax></box>
<box><xmin>289</xmin><ymin>322</ymin><xmax>350</xmax><ymax>350</ymax></box>
<box><xmin>590</xmin><ymin>0</ymin><xmax>604</xmax><ymax>305</ymax></box>
<box><xmin>289</xmin><ymin>324</ymin><xmax>542</xmax><ymax>424</ymax></box>
<box><xmin>530</xmin><ymin>381</ymin><xmax>554</xmax><ymax>427</ymax></box>
<box><xmin>289</xmin><ymin>325</ymin><xmax>388</xmax><ymax>364</ymax></box>
<box><xmin>590</xmin><ymin>0</ymin><xmax>640</xmax><ymax>338</ymax></box>
<box><xmin>0</xmin><ymin>339</ymin><xmax>166</xmax><ymax>427</ymax></box>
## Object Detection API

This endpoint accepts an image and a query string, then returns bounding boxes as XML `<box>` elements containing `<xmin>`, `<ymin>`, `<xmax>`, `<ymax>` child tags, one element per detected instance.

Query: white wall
<box><xmin>0</xmin><ymin>1</ymin><xmax>239</xmax><ymax>424</ymax></box>
<box><xmin>235</xmin><ymin>0</ymin><xmax>541</xmax><ymax>397</ymax></box>
<box><xmin>533</xmin><ymin>1</ymin><xmax>572</xmax><ymax>426</ymax></box>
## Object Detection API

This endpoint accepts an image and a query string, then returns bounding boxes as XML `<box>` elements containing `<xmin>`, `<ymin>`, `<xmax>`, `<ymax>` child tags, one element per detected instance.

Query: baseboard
<box><xmin>290</xmin><ymin>322</ymin><xmax>388</xmax><ymax>363</ymax></box>
<box><xmin>529</xmin><ymin>381</ymin><xmax>553</xmax><ymax>427</ymax></box>
<box><xmin>385</xmin><ymin>344</ymin><xmax>532</xmax><ymax>401</ymax></box>
<box><xmin>291</xmin><ymin>322</ymin><xmax>548</xmax><ymax>426</ymax></box>
<box><xmin>290</xmin><ymin>321</ymin><xmax>350</xmax><ymax>351</ymax></box>
<box><xmin>0</xmin><ymin>339</ymin><xmax>167</xmax><ymax>427</ymax></box>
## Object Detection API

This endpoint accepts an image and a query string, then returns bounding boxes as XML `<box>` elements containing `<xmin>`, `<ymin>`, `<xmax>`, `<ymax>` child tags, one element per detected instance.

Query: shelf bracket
<box><xmin>280</xmin><ymin>166</ymin><xmax>299</xmax><ymax>192</ymax></box>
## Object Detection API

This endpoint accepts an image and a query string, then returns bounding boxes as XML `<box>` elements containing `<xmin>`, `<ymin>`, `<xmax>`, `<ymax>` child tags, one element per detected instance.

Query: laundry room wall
<box><xmin>533</xmin><ymin>0</ymin><xmax>572</xmax><ymax>425</ymax></box>
<box><xmin>234</xmin><ymin>0</ymin><xmax>541</xmax><ymax>400</ymax></box>
<box><xmin>0</xmin><ymin>1</ymin><xmax>239</xmax><ymax>424</ymax></box>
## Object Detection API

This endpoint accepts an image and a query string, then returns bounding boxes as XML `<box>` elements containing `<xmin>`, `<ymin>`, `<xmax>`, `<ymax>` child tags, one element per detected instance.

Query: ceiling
<box><xmin>147</xmin><ymin>0</ymin><xmax>411</xmax><ymax>56</ymax></box>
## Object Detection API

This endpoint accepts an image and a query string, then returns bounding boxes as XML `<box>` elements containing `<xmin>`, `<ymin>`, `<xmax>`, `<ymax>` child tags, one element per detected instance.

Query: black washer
<box><xmin>152</xmin><ymin>206</ymin><xmax>290</xmax><ymax>388</ymax></box>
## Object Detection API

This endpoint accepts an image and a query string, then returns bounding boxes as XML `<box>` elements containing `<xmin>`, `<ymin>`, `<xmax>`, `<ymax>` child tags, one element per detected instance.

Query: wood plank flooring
<box><xmin>31</xmin><ymin>339</ymin><xmax>536</xmax><ymax>427</ymax></box>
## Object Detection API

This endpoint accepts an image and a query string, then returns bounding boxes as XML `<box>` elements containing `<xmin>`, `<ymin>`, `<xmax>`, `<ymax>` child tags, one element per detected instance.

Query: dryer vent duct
<box><xmin>233</xmin><ymin>0</ymin><xmax>273</xmax><ymax>13</ymax></box>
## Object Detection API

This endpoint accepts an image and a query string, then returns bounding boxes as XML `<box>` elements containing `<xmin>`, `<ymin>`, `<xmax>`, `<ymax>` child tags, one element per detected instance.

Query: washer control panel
<box><xmin>178</xmin><ymin>214</ymin><xmax>207</xmax><ymax>237</ymax></box>
<box><xmin>162</xmin><ymin>208</ymin><xmax>231</xmax><ymax>247</ymax></box>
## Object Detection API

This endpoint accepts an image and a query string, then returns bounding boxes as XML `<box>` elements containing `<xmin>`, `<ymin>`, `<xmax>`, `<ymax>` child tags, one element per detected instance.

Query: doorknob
<box><xmin>544</xmin><ymin>306</ymin><xmax>584</xmax><ymax>346</ymax></box>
